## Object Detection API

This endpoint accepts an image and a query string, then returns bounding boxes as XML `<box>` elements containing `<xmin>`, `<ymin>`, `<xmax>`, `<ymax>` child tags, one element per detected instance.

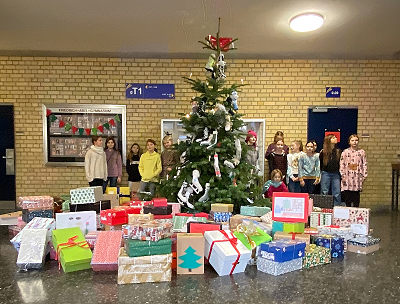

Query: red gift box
<box><xmin>153</xmin><ymin>214</ymin><xmax>173</xmax><ymax>220</ymax></box>
<box><xmin>175</xmin><ymin>212</ymin><xmax>209</xmax><ymax>218</ymax></box>
<box><xmin>187</xmin><ymin>222</ymin><xmax>222</xmax><ymax>234</ymax></box>
<box><xmin>151</xmin><ymin>198</ymin><xmax>168</xmax><ymax>207</ymax></box>
<box><xmin>91</xmin><ymin>230</ymin><xmax>123</xmax><ymax>271</ymax></box>
<box><xmin>100</xmin><ymin>206</ymin><xmax>137</xmax><ymax>225</ymax></box>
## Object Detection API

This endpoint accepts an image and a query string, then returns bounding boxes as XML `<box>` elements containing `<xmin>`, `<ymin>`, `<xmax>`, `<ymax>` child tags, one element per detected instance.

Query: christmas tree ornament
<box><xmin>196</xmin><ymin>127</ymin><xmax>209</xmax><ymax>143</ymax></box>
<box><xmin>206</xmin><ymin>131</ymin><xmax>219</xmax><ymax>149</ymax></box>
<box><xmin>214</xmin><ymin>153</ymin><xmax>221</xmax><ymax>177</ymax></box>
<box><xmin>205</xmin><ymin>54</ymin><xmax>216</xmax><ymax>72</ymax></box>
<box><xmin>232</xmin><ymin>178</ymin><xmax>237</xmax><ymax>187</ymax></box>
<box><xmin>224</xmin><ymin>160</ymin><xmax>235</xmax><ymax>169</ymax></box>
<box><xmin>225</xmin><ymin>115</ymin><xmax>232</xmax><ymax>131</ymax></box>
<box><xmin>197</xmin><ymin>99</ymin><xmax>206</xmax><ymax>116</ymax></box>
<box><xmin>191</xmin><ymin>170</ymin><xmax>203</xmax><ymax>193</ymax></box>
<box><xmin>232</xmin><ymin>138</ymin><xmax>242</xmax><ymax>165</ymax></box>
<box><xmin>217</xmin><ymin>53</ymin><xmax>226</xmax><ymax>78</ymax></box>
<box><xmin>186</xmin><ymin>135</ymin><xmax>193</xmax><ymax>146</ymax></box>
<box><xmin>177</xmin><ymin>182</ymin><xmax>195</xmax><ymax>209</ymax></box>
<box><xmin>191</xmin><ymin>97</ymin><xmax>198</xmax><ymax>114</ymax></box>
<box><xmin>198</xmin><ymin>183</ymin><xmax>210</xmax><ymax>202</ymax></box>
<box><xmin>230</xmin><ymin>91</ymin><xmax>239</xmax><ymax>111</ymax></box>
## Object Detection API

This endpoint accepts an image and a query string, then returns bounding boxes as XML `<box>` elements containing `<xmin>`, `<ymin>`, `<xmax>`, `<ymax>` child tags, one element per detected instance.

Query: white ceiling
<box><xmin>1</xmin><ymin>0</ymin><xmax>400</xmax><ymax>59</ymax></box>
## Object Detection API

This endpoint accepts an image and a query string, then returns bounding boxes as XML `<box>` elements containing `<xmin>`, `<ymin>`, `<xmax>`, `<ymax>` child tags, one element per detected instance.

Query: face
<box><xmin>291</xmin><ymin>142</ymin><xmax>299</xmax><ymax>152</ymax></box>
<box><xmin>248</xmin><ymin>136</ymin><xmax>256</xmax><ymax>145</ymax></box>
<box><xmin>163</xmin><ymin>140</ymin><xmax>172</xmax><ymax>149</ymax></box>
<box><xmin>276</xmin><ymin>140</ymin><xmax>284</xmax><ymax>149</ymax></box>
<box><xmin>273</xmin><ymin>173</ymin><xmax>282</xmax><ymax>183</ymax></box>
<box><xmin>147</xmin><ymin>142</ymin><xmax>155</xmax><ymax>153</ymax></box>
<box><xmin>313</xmin><ymin>142</ymin><xmax>317</xmax><ymax>152</ymax></box>
<box><xmin>306</xmin><ymin>143</ymin><xmax>314</xmax><ymax>154</ymax></box>
<box><xmin>94</xmin><ymin>137</ymin><xmax>103</xmax><ymax>147</ymax></box>
<box><xmin>330</xmin><ymin>136</ymin><xmax>337</xmax><ymax>144</ymax></box>
<box><xmin>131</xmin><ymin>145</ymin><xmax>139</xmax><ymax>154</ymax></box>
<box><xmin>349</xmin><ymin>137</ymin><xmax>359</xmax><ymax>148</ymax></box>
<box><xmin>107</xmin><ymin>140</ymin><xmax>115</xmax><ymax>149</ymax></box>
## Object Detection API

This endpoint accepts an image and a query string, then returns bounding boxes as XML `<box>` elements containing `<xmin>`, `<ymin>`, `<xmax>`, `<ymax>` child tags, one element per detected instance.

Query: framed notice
<box><xmin>272</xmin><ymin>192</ymin><xmax>309</xmax><ymax>223</ymax></box>
<box><xmin>42</xmin><ymin>104</ymin><xmax>126</xmax><ymax>166</ymax></box>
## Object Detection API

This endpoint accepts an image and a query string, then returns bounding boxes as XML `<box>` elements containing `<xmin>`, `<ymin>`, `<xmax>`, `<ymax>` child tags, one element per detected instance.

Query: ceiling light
<box><xmin>290</xmin><ymin>13</ymin><xmax>324</xmax><ymax>32</ymax></box>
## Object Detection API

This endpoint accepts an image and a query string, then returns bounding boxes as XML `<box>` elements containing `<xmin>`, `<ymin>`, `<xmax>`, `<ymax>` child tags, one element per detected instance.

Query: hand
<box><xmin>314</xmin><ymin>179</ymin><xmax>320</xmax><ymax>185</ymax></box>
<box><xmin>292</xmin><ymin>177</ymin><xmax>299</xmax><ymax>182</ymax></box>
<box><xmin>167</xmin><ymin>167</ymin><xmax>172</xmax><ymax>172</ymax></box>
<box><xmin>117</xmin><ymin>177</ymin><xmax>121</xmax><ymax>183</ymax></box>
<box><xmin>300</xmin><ymin>180</ymin><xmax>305</xmax><ymax>187</ymax></box>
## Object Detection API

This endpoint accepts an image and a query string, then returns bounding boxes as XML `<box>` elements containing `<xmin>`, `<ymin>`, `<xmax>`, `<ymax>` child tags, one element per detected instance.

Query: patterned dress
<box><xmin>340</xmin><ymin>148</ymin><xmax>368</xmax><ymax>191</ymax></box>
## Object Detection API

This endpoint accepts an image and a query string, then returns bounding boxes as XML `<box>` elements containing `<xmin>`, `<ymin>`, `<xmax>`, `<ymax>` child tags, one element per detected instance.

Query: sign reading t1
<box><xmin>326</xmin><ymin>87</ymin><xmax>341</xmax><ymax>98</ymax></box>
<box><xmin>126</xmin><ymin>83</ymin><xmax>175</xmax><ymax>99</ymax></box>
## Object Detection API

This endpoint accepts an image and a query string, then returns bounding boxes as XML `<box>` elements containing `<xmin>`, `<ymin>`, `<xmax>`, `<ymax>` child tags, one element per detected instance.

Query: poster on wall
<box><xmin>43</xmin><ymin>104</ymin><xmax>126</xmax><ymax>166</ymax></box>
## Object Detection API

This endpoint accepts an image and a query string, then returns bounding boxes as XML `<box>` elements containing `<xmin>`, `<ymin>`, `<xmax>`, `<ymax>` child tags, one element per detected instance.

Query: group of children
<box><xmin>262</xmin><ymin>131</ymin><xmax>368</xmax><ymax>208</ymax></box>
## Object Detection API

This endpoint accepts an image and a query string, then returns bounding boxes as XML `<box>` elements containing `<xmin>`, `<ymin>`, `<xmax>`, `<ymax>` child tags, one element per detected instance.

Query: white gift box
<box><xmin>17</xmin><ymin>229</ymin><xmax>47</xmax><ymax>270</ymax></box>
<box><xmin>56</xmin><ymin>211</ymin><xmax>97</xmax><ymax>236</ymax></box>
<box><xmin>70</xmin><ymin>186</ymin><xmax>103</xmax><ymax>205</ymax></box>
<box><xmin>204</xmin><ymin>230</ymin><xmax>251</xmax><ymax>276</ymax></box>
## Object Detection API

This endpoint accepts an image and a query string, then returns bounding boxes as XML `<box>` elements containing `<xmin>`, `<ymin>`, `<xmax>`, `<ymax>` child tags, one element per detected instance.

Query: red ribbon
<box><xmin>56</xmin><ymin>235</ymin><xmax>90</xmax><ymax>270</ymax></box>
<box><xmin>327</xmin><ymin>225</ymin><xmax>340</xmax><ymax>228</ymax></box>
<box><xmin>289</xmin><ymin>232</ymin><xmax>302</xmax><ymax>240</ymax></box>
<box><xmin>208</xmin><ymin>230</ymin><xmax>241</xmax><ymax>275</ymax></box>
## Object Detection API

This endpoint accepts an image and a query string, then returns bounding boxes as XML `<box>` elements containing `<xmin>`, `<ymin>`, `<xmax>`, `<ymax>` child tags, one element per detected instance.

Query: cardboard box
<box><xmin>103</xmin><ymin>194</ymin><xmax>119</xmax><ymax>209</ymax></box>
<box><xmin>56</xmin><ymin>211</ymin><xmax>97</xmax><ymax>236</ymax></box>
<box><xmin>0</xmin><ymin>211</ymin><xmax>22</xmax><ymax>225</ymax></box>
<box><xmin>91</xmin><ymin>231</ymin><xmax>123</xmax><ymax>271</ymax></box>
<box><xmin>70</xmin><ymin>186</ymin><xmax>103</xmax><ymax>205</ymax></box>
<box><xmin>177</xmin><ymin>233</ymin><xmax>204</xmax><ymax>274</ymax></box>
<box><xmin>347</xmin><ymin>235</ymin><xmax>380</xmax><ymax>254</ymax></box>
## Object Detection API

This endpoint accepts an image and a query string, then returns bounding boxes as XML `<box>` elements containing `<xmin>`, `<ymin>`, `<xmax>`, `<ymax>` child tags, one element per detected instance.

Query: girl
<box><xmin>319</xmin><ymin>134</ymin><xmax>342</xmax><ymax>206</ymax></box>
<box><xmin>245</xmin><ymin>130</ymin><xmax>260</xmax><ymax>174</ymax></box>
<box><xmin>267</xmin><ymin>137</ymin><xmax>287</xmax><ymax>183</ymax></box>
<box><xmin>138</xmin><ymin>139</ymin><xmax>162</xmax><ymax>197</ymax></box>
<box><xmin>160</xmin><ymin>135</ymin><xmax>179</xmax><ymax>179</ymax></box>
<box><xmin>84</xmin><ymin>136</ymin><xmax>107</xmax><ymax>192</ymax></box>
<box><xmin>340</xmin><ymin>134</ymin><xmax>368</xmax><ymax>207</ymax></box>
<box><xmin>262</xmin><ymin>169</ymin><xmax>289</xmax><ymax>198</ymax></box>
<box><xmin>298</xmin><ymin>141</ymin><xmax>321</xmax><ymax>194</ymax></box>
<box><xmin>104</xmin><ymin>137</ymin><xmax>122</xmax><ymax>193</ymax></box>
<box><xmin>126</xmin><ymin>143</ymin><xmax>142</xmax><ymax>193</ymax></box>
<box><xmin>287</xmin><ymin>140</ymin><xmax>304</xmax><ymax>192</ymax></box>
<box><xmin>265</xmin><ymin>131</ymin><xmax>290</xmax><ymax>159</ymax></box>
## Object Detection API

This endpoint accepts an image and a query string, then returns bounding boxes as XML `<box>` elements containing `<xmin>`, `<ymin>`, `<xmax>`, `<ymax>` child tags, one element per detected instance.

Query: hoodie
<box><xmin>139</xmin><ymin>151</ymin><xmax>162</xmax><ymax>182</ymax></box>
<box><xmin>85</xmin><ymin>145</ymin><xmax>107</xmax><ymax>182</ymax></box>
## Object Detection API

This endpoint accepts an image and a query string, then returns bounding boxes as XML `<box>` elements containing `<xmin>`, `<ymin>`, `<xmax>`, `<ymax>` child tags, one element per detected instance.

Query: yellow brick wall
<box><xmin>0</xmin><ymin>56</ymin><xmax>399</xmax><ymax>209</ymax></box>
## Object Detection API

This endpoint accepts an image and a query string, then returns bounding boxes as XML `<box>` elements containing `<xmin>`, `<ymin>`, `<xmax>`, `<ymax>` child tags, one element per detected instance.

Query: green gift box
<box><xmin>124</xmin><ymin>238</ymin><xmax>172</xmax><ymax>257</ymax></box>
<box><xmin>283</xmin><ymin>222</ymin><xmax>305</xmax><ymax>234</ymax></box>
<box><xmin>303</xmin><ymin>244</ymin><xmax>331</xmax><ymax>268</ymax></box>
<box><xmin>240</xmin><ymin>206</ymin><xmax>271</xmax><ymax>217</ymax></box>
<box><xmin>52</xmin><ymin>227</ymin><xmax>92</xmax><ymax>273</ymax></box>
<box><xmin>233</xmin><ymin>227</ymin><xmax>272</xmax><ymax>250</ymax></box>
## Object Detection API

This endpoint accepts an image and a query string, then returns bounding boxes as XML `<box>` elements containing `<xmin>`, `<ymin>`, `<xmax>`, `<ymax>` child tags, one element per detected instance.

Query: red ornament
<box><xmin>46</xmin><ymin>109</ymin><xmax>52</xmax><ymax>117</ymax></box>
<box><xmin>59</xmin><ymin>121</ymin><xmax>66</xmax><ymax>128</ymax></box>
<box><xmin>207</xmin><ymin>35</ymin><xmax>234</xmax><ymax>52</ymax></box>
<box><xmin>71</xmin><ymin>126</ymin><xmax>78</xmax><ymax>134</ymax></box>
<box><xmin>85</xmin><ymin>128</ymin><xmax>91</xmax><ymax>136</ymax></box>
<box><xmin>97</xmin><ymin>125</ymin><xmax>104</xmax><ymax>133</ymax></box>
<box><xmin>217</xmin><ymin>142</ymin><xmax>221</xmax><ymax>147</ymax></box>
<box><xmin>109</xmin><ymin>119</ymin><xmax>115</xmax><ymax>127</ymax></box>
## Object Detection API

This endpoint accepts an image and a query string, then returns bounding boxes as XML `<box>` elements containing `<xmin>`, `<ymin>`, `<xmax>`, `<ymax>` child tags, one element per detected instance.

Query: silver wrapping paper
<box><xmin>257</xmin><ymin>257</ymin><xmax>302</xmax><ymax>276</ymax></box>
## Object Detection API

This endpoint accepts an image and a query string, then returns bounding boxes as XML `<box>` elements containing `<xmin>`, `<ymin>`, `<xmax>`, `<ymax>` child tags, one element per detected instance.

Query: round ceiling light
<box><xmin>290</xmin><ymin>13</ymin><xmax>324</xmax><ymax>32</ymax></box>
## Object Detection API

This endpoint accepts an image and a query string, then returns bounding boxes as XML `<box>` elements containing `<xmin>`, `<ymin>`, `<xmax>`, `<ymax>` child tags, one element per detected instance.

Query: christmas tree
<box><xmin>158</xmin><ymin>20</ymin><xmax>261</xmax><ymax>213</ymax></box>
<box><xmin>178</xmin><ymin>246</ymin><xmax>202</xmax><ymax>272</ymax></box>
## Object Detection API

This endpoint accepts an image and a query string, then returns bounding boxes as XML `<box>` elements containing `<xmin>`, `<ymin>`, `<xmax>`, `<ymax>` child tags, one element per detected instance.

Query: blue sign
<box><xmin>326</xmin><ymin>87</ymin><xmax>341</xmax><ymax>98</ymax></box>
<box><xmin>125</xmin><ymin>83</ymin><xmax>175</xmax><ymax>99</ymax></box>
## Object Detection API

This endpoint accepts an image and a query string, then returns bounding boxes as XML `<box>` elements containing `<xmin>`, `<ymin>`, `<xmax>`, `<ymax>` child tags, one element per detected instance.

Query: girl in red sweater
<box><xmin>263</xmin><ymin>169</ymin><xmax>289</xmax><ymax>198</ymax></box>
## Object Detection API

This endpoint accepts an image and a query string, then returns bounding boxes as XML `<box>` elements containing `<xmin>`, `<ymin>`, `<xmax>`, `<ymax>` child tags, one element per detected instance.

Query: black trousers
<box><xmin>341</xmin><ymin>190</ymin><xmax>361</xmax><ymax>207</ymax></box>
<box><xmin>89</xmin><ymin>178</ymin><xmax>105</xmax><ymax>193</ymax></box>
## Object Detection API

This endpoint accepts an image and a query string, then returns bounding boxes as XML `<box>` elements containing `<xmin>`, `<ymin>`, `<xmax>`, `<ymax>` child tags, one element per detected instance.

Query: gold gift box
<box><xmin>128</xmin><ymin>213</ymin><xmax>154</xmax><ymax>224</ymax></box>
<box><xmin>229</xmin><ymin>215</ymin><xmax>261</xmax><ymax>230</ymax></box>
<box><xmin>273</xmin><ymin>231</ymin><xmax>310</xmax><ymax>248</ymax></box>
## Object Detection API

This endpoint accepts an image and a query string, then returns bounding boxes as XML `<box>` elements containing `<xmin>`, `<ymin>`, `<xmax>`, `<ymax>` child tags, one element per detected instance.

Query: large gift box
<box><xmin>18</xmin><ymin>196</ymin><xmax>54</xmax><ymax>209</ymax></box>
<box><xmin>16</xmin><ymin>229</ymin><xmax>48</xmax><ymax>271</ymax></box>
<box><xmin>56</xmin><ymin>211</ymin><xmax>97</xmax><ymax>236</ymax></box>
<box><xmin>273</xmin><ymin>231</ymin><xmax>310</xmax><ymax>248</ymax></box>
<box><xmin>204</xmin><ymin>230</ymin><xmax>251</xmax><ymax>276</ymax></box>
<box><xmin>303</xmin><ymin>244</ymin><xmax>331</xmax><ymax>268</ymax></box>
<box><xmin>124</xmin><ymin>238</ymin><xmax>172</xmax><ymax>257</ymax></box>
<box><xmin>310</xmin><ymin>212</ymin><xmax>332</xmax><ymax>228</ymax></box>
<box><xmin>100</xmin><ymin>206</ymin><xmax>138</xmax><ymax>225</ymax></box>
<box><xmin>177</xmin><ymin>233</ymin><xmax>204</xmax><ymax>274</ymax></box>
<box><xmin>70</xmin><ymin>186</ymin><xmax>103</xmax><ymax>205</ymax></box>
<box><xmin>257</xmin><ymin>257</ymin><xmax>303</xmax><ymax>276</ymax></box>
<box><xmin>118</xmin><ymin>249</ymin><xmax>172</xmax><ymax>284</ymax></box>
<box><xmin>91</xmin><ymin>230</ymin><xmax>123</xmax><ymax>271</ymax></box>
<box><xmin>211</xmin><ymin>203</ymin><xmax>234</xmax><ymax>213</ymax></box>
<box><xmin>106</xmin><ymin>187</ymin><xmax>130</xmax><ymax>205</ymax></box>
<box><xmin>333</xmin><ymin>207</ymin><xmax>370</xmax><ymax>235</ymax></box>
<box><xmin>122</xmin><ymin>219</ymin><xmax>173</xmax><ymax>241</ymax></box>
<box><xmin>52</xmin><ymin>227</ymin><xmax>92</xmax><ymax>273</ymax></box>
<box><xmin>313</xmin><ymin>235</ymin><xmax>345</xmax><ymax>258</ymax></box>
<box><xmin>347</xmin><ymin>235</ymin><xmax>380</xmax><ymax>254</ymax></box>
<box><xmin>240</xmin><ymin>206</ymin><xmax>271</xmax><ymax>217</ymax></box>
<box><xmin>259</xmin><ymin>240</ymin><xmax>306</xmax><ymax>262</ymax></box>
<box><xmin>22</xmin><ymin>207</ymin><xmax>54</xmax><ymax>224</ymax></box>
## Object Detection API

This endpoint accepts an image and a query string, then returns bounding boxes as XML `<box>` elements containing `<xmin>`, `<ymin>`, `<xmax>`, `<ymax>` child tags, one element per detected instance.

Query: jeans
<box><xmin>320</xmin><ymin>171</ymin><xmax>342</xmax><ymax>206</ymax></box>
<box><xmin>288</xmin><ymin>174</ymin><xmax>301</xmax><ymax>193</ymax></box>
<box><xmin>103</xmin><ymin>176</ymin><xmax>118</xmax><ymax>193</ymax></box>
<box><xmin>301</xmin><ymin>179</ymin><xmax>316</xmax><ymax>194</ymax></box>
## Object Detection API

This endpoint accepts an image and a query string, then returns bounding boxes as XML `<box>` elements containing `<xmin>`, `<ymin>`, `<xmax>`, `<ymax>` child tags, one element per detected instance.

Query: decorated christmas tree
<box><xmin>158</xmin><ymin>20</ymin><xmax>261</xmax><ymax>213</ymax></box>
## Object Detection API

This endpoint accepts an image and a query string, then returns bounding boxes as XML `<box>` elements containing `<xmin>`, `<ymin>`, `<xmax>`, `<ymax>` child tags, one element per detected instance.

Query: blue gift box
<box><xmin>210</xmin><ymin>211</ymin><xmax>232</xmax><ymax>223</ymax></box>
<box><xmin>314</xmin><ymin>235</ymin><xmax>344</xmax><ymax>258</ymax></box>
<box><xmin>259</xmin><ymin>240</ymin><xmax>306</xmax><ymax>263</ymax></box>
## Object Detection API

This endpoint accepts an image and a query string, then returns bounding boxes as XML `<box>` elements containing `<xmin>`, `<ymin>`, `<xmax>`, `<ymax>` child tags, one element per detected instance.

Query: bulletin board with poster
<box><xmin>42</xmin><ymin>104</ymin><xmax>126</xmax><ymax>166</ymax></box>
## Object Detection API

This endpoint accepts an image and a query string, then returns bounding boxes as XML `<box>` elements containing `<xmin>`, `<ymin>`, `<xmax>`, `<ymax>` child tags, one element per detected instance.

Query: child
<box><xmin>138</xmin><ymin>139</ymin><xmax>162</xmax><ymax>197</ymax></box>
<box><xmin>319</xmin><ymin>134</ymin><xmax>342</xmax><ymax>206</ymax></box>
<box><xmin>160</xmin><ymin>135</ymin><xmax>179</xmax><ymax>179</ymax></box>
<box><xmin>265</xmin><ymin>131</ymin><xmax>290</xmax><ymax>158</ymax></box>
<box><xmin>126</xmin><ymin>143</ymin><xmax>142</xmax><ymax>194</ymax></box>
<box><xmin>287</xmin><ymin>140</ymin><xmax>304</xmax><ymax>192</ymax></box>
<box><xmin>267</xmin><ymin>137</ymin><xmax>287</xmax><ymax>183</ymax></box>
<box><xmin>298</xmin><ymin>141</ymin><xmax>321</xmax><ymax>194</ymax></box>
<box><xmin>104</xmin><ymin>137</ymin><xmax>122</xmax><ymax>193</ymax></box>
<box><xmin>340</xmin><ymin>134</ymin><xmax>368</xmax><ymax>207</ymax></box>
<box><xmin>245</xmin><ymin>130</ymin><xmax>260</xmax><ymax>174</ymax></box>
<box><xmin>263</xmin><ymin>169</ymin><xmax>289</xmax><ymax>198</ymax></box>
<box><xmin>84</xmin><ymin>136</ymin><xmax>107</xmax><ymax>192</ymax></box>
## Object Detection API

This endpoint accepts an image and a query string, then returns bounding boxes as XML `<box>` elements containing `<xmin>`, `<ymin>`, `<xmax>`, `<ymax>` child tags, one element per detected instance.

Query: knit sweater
<box><xmin>85</xmin><ymin>145</ymin><xmax>107</xmax><ymax>182</ymax></box>
<box><xmin>126</xmin><ymin>154</ymin><xmax>141</xmax><ymax>182</ymax></box>
<box><xmin>105</xmin><ymin>149</ymin><xmax>122</xmax><ymax>178</ymax></box>
<box><xmin>265</xmin><ymin>182</ymin><xmax>289</xmax><ymax>198</ymax></box>
<box><xmin>139</xmin><ymin>151</ymin><xmax>162</xmax><ymax>182</ymax></box>
<box><xmin>287</xmin><ymin>152</ymin><xmax>305</xmax><ymax>178</ymax></box>
<box><xmin>298</xmin><ymin>154</ymin><xmax>321</xmax><ymax>180</ymax></box>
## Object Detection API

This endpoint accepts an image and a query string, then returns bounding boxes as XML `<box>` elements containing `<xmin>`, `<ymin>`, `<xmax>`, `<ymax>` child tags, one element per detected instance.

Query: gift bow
<box><xmin>236</xmin><ymin>222</ymin><xmax>262</xmax><ymax>250</ymax></box>
<box><xmin>206</xmin><ymin>35</ymin><xmax>234</xmax><ymax>52</ymax></box>
<box><xmin>56</xmin><ymin>235</ymin><xmax>90</xmax><ymax>270</ymax></box>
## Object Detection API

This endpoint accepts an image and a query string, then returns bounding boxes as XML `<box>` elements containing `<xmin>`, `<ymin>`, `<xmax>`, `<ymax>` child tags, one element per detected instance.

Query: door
<box><xmin>0</xmin><ymin>105</ymin><xmax>16</xmax><ymax>210</ymax></box>
<box><xmin>307</xmin><ymin>107</ymin><xmax>358</xmax><ymax>152</ymax></box>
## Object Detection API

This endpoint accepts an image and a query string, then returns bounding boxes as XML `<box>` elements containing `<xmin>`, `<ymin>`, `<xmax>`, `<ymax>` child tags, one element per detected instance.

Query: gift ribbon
<box><xmin>289</xmin><ymin>232</ymin><xmax>302</xmax><ymax>241</ymax></box>
<box><xmin>56</xmin><ymin>235</ymin><xmax>90</xmax><ymax>270</ymax></box>
<box><xmin>207</xmin><ymin>230</ymin><xmax>241</xmax><ymax>275</ymax></box>
<box><xmin>236</xmin><ymin>222</ymin><xmax>261</xmax><ymax>250</ymax></box>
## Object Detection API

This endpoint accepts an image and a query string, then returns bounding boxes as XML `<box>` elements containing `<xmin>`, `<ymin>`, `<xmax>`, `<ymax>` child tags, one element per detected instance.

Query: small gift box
<box><xmin>143</xmin><ymin>204</ymin><xmax>172</xmax><ymax>215</ymax></box>
<box><xmin>186</xmin><ymin>222</ymin><xmax>222</xmax><ymax>234</ymax></box>
<box><xmin>304</xmin><ymin>227</ymin><xmax>319</xmax><ymax>235</ymax></box>
<box><xmin>91</xmin><ymin>230</ymin><xmax>123</xmax><ymax>271</ymax></box>
<box><xmin>283</xmin><ymin>222</ymin><xmax>305</xmax><ymax>234</ymax></box>
<box><xmin>177</xmin><ymin>233</ymin><xmax>205</xmax><ymax>274</ymax></box>
<box><xmin>151</xmin><ymin>198</ymin><xmax>168</xmax><ymax>207</ymax></box>
<box><xmin>240</xmin><ymin>206</ymin><xmax>271</xmax><ymax>217</ymax></box>
<box><xmin>100</xmin><ymin>206</ymin><xmax>137</xmax><ymax>226</ymax></box>
<box><xmin>260</xmin><ymin>211</ymin><xmax>272</xmax><ymax>224</ymax></box>
<box><xmin>124</xmin><ymin>238</ymin><xmax>172</xmax><ymax>257</ymax></box>
<box><xmin>106</xmin><ymin>187</ymin><xmax>130</xmax><ymax>205</ymax></box>
<box><xmin>310</xmin><ymin>212</ymin><xmax>332</xmax><ymax>228</ymax></box>
<box><xmin>257</xmin><ymin>257</ymin><xmax>303</xmax><ymax>276</ymax></box>
<box><xmin>18</xmin><ymin>196</ymin><xmax>54</xmax><ymax>209</ymax></box>
<box><xmin>16</xmin><ymin>229</ymin><xmax>48</xmax><ymax>271</ymax></box>
<box><xmin>167</xmin><ymin>202</ymin><xmax>181</xmax><ymax>216</ymax></box>
<box><xmin>128</xmin><ymin>213</ymin><xmax>154</xmax><ymax>223</ymax></box>
<box><xmin>347</xmin><ymin>235</ymin><xmax>380</xmax><ymax>254</ymax></box>
<box><xmin>229</xmin><ymin>215</ymin><xmax>261</xmax><ymax>230</ymax></box>
<box><xmin>273</xmin><ymin>231</ymin><xmax>310</xmax><ymax>248</ymax></box>
<box><xmin>303</xmin><ymin>244</ymin><xmax>331</xmax><ymax>268</ymax></box>
<box><xmin>313</xmin><ymin>235</ymin><xmax>345</xmax><ymax>258</ymax></box>
<box><xmin>333</xmin><ymin>207</ymin><xmax>370</xmax><ymax>235</ymax></box>
<box><xmin>22</xmin><ymin>207</ymin><xmax>54</xmax><ymax>224</ymax></box>
<box><xmin>233</xmin><ymin>222</ymin><xmax>272</xmax><ymax>251</ymax></box>
<box><xmin>122</xmin><ymin>220</ymin><xmax>173</xmax><ymax>242</ymax></box>
<box><xmin>209</xmin><ymin>211</ymin><xmax>232</xmax><ymax>223</ymax></box>
<box><xmin>259</xmin><ymin>240</ymin><xmax>306</xmax><ymax>262</ymax></box>
<box><xmin>173</xmin><ymin>215</ymin><xmax>207</xmax><ymax>232</ymax></box>
<box><xmin>70</xmin><ymin>187</ymin><xmax>103</xmax><ymax>205</ymax></box>
<box><xmin>211</xmin><ymin>203</ymin><xmax>234</xmax><ymax>213</ymax></box>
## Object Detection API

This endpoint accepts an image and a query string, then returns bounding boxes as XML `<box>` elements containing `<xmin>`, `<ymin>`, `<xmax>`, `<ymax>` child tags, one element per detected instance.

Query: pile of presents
<box><xmin>0</xmin><ymin>187</ymin><xmax>380</xmax><ymax>281</ymax></box>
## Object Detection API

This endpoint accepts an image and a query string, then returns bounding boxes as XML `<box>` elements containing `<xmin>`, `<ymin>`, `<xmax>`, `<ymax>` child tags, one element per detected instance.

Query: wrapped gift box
<box><xmin>229</xmin><ymin>215</ymin><xmax>261</xmax><ymax>230</ymax></box>
<box><xmin>1</xmin><ymin>211</ymin><xmax>22</xmax><ymax>225</ymax></box>
<box><xmin>143</xmin><ymin>204</ymin><xmax>172</xmax><ymax>215</ymax></box>
<box><xmin>173</xmin><ymin>215</ymin><xmax>207</xmax><ymax>232</ymax></box>
<box><xmin>283</xmin><ymin>222</ymin><xmax>305</xmax><ymax>234</ymax></box>
<box><xmin>313</xmin><ymin>235</ymin><xmax>345</xmax><ymax>258</ymax></box>
<box><xmin>85</xmin><ymin>231</ymin><xmax>99</xmax><ymax>249</ymax></box>
<box><xmin>272</xmin><ymin>221</ymin><xmax>284</xmax><ymax>235</ymax></box>
<box><xmin>151</xmin><ymin>198</ymin><xmax>168</xmax><ymax>207</ymax></box>
<box><xmin>106</xmin><ymin>186</ymin><xmax>130</xmax><ymax>205</ymax></box>
<box><xmin>260</xmin><ymin>211</ymin><xmax>272</xmax><ymax>224</ymax></box>
<box><xmin>11</xmin><ymin>217</ymin><xmax>55</xmax><ymax>252</ymax></box>
<box><xmin>124</xmin><ymin>238</ymin><xmax>172</xmax><ymax>257</ymax></box>
<box><xmin>304</xmin><ymin>228</ymin><xmax>319</xmax><ymax>236</ymax></box>
<box><xmin>204</xmin><ymin>230</ymin><xmax>251</xmax><ymax>276</ymax></box>
<box><xmin>16</xmin><ymin>229</ymin><xmax>48</xmax><ymax>271</ymax></box>
<box><xmin>70</xmin><ymin>186</ymin><xmax>103</xmax><ymax>205</ymax></box>
<box><xmin>69</xmin><ymin>200</ymin><xmax>111</xmax><ymax>213</ymax></box>
<box><xmin>153</xmin><ymin>214</ymin><xmax>173</xmax><ymax>220</ymax></box>
<box><xmin>317</xmin><ymin>225</ymin><xmax>354</xmax><ymax>250</ymax></box>
<box><xmin>309</xmin><ymin>194</ymin><xmax>334</xmax><ymax>209</ymax></box>
<box><xmin>259</xmin><ymin>240</ymin><xmax>306</xmax><ymax>262</ymax></box>
<box><xmin>186</xmin><ymin>222</ymin><xmax>222</xmax><ymax>234</ymax></box>
<box><xmin>347</xmin><ymin>235</ymin><xmax>380</xmax><ymax>254</ymax></box>
<box><xmin>177</xmin><ymin>233</ymin><xmax>204</xmax><ymax>274</ymax></box>
<box><xmin>22</xmin><ymin>207</ymin><xmax>54</xmax><ymax>224</ymax></box>
<box><xmin>211</xmin><ymin>203</ymin><xmax>234</xmax><ymax>213</ymax></box>
<box><xmin>56</xmin><ymin>211</ymin><xmax>97</xmax><ymax>236</ymax></box>
<box><xmin>209</xmin><ymin>211</ymin><xmax>232</xmax><ymax>223</ymax></box>
<box><xmin>8</xmin><ymin>224</ymin><xmax>25</xmax><ymax>237</ymax></box>
<box><xmin>100</xmin><ymin>206</ymin><xmax>137</xmax><ymax>225</ymax></box>
<box><xmin>242</xmin><ymin>219</ymin><xmax>273</xmax><ymax>235</ymax></box>
<box><xmin>103</xmin><ymin>194</ymin><xmax>119</xmax><ymax>208</ymax></box>
<box><xmin>233</xmin><ymin>226</ymin><xmax>272</xmax><ymax>251</ymax></box>
<box><xmin>128</xmin><ymin>213</ymin><xmax>154</xmax><ymax>223</ymax></box>
<box><xmin>118</xmin><ymin>249</ymin><xmax>172</xmax><ymax>284</ymax></box>
<box><xmin>18</xmin><ymin>196</ymin><xmax>54</xmax><ymax>209</ymax></box>
<box><xmin>310</xmin><ymin>212</ymin><xmax>332</xmax><ymax>228</ymax></box>
<box><xmin>303</xmin><ymin>244</ymin><xmax>331</xmax><ymax>268</ymax></box>
<box><xmin>240</xmin><ymin>206</ymin><xmax>271</xmax><ymax>217</ymax></box>
<box><xmin>168</xmin><ymin>202</ymin><xmax>181</xmax><ymax>216</ymax></box>
<box><xmin>52</xmin><ymin>227</ymin><xmax>92</xmax><ymax>273</ymax></box>
<box><xmin>91</xmin><ymin>230</ymin><xmax>123</xmax><ymax>271</ymax></box>
<box><xmin>333</xmin><ymin>207</ymin><xmax>370</xmax><ymax>235</ymax></box>
<box><xmin>257</xmin><ymin>257</ymin><xmax>302</xmax><ymax>276</ymax></box>
<box><xmin>273</xmin><ymin>231</ymin><xmax>310</xmax><ymax>248</ymax></box>
<box><xmin>122</xmin><ymin>220</ymin><xmax>173</xmax><ymax>242</ymax></box>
